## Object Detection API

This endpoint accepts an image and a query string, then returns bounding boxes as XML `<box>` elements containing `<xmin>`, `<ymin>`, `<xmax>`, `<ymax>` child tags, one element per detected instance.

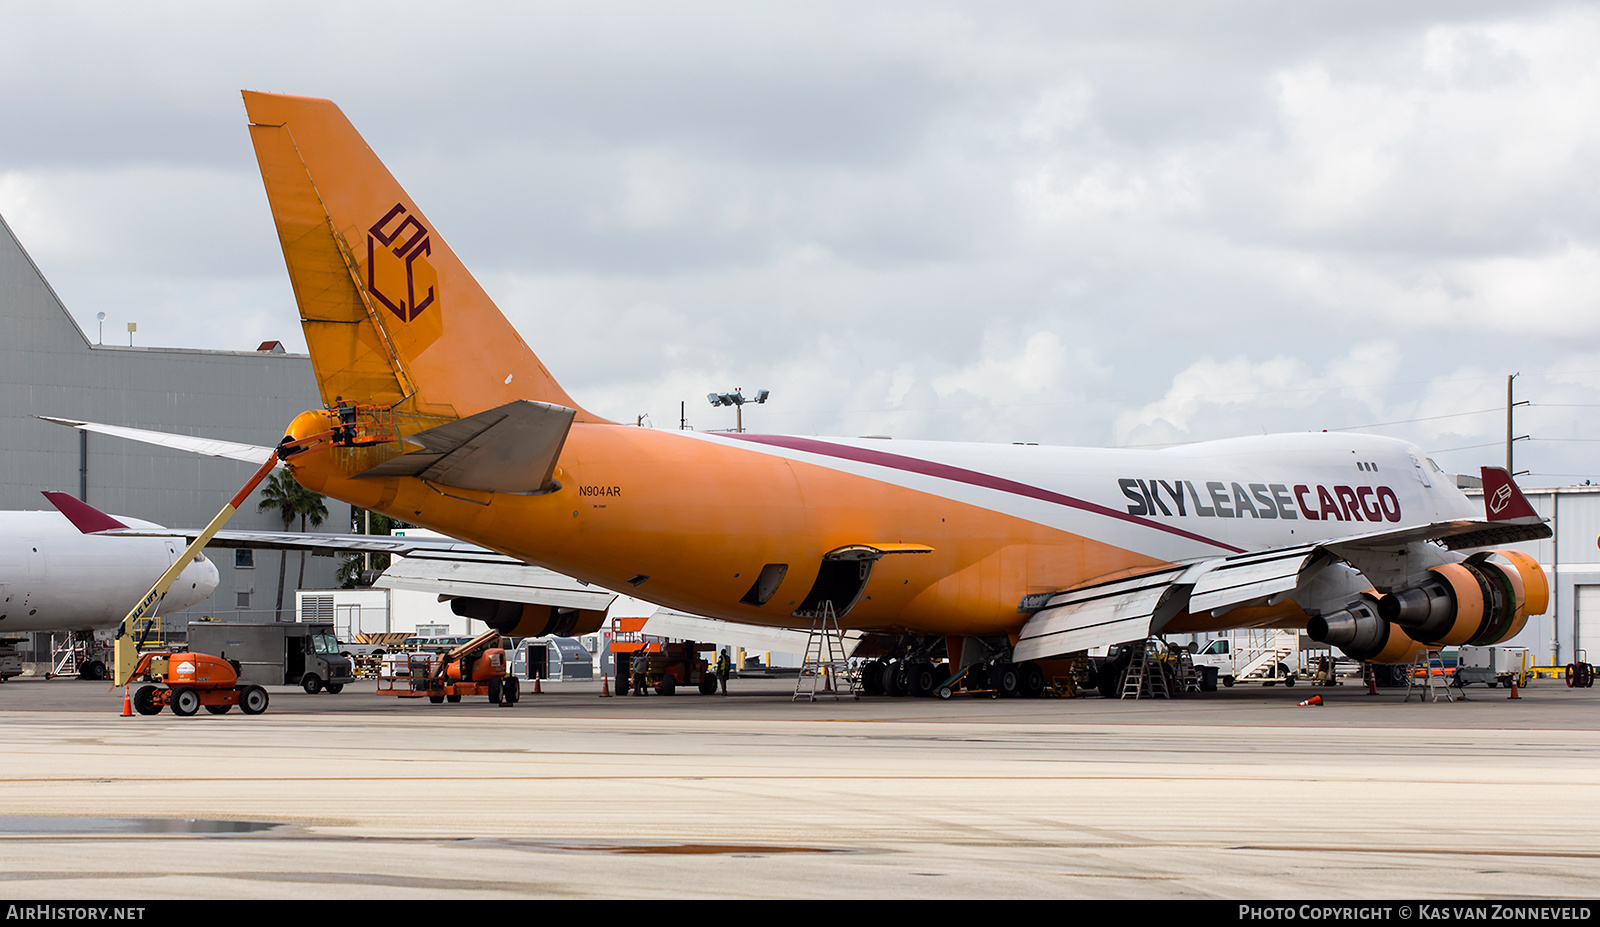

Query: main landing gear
<box><xmin>860</xmin><ymin>638</ymin><xmax>1048</xmax><ymax>699</ymax></box>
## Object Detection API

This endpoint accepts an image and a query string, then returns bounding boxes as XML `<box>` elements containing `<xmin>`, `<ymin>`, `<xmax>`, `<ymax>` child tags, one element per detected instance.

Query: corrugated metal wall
<box><xmin>0</xmin><ymin>211</ymin><xmax>342</xmax><ymax>628</ymax></box>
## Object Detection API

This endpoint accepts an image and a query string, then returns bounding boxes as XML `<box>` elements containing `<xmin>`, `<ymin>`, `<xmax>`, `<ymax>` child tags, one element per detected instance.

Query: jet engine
<box><xmin>448</xmin><ymin>597</ymin><xmax>607</xmax><ymax>638</ymax></box>
<box><xmin>1307</xmin><ymin>550</ymin><xmax>1547</xmax><ymax>662</ymax></box>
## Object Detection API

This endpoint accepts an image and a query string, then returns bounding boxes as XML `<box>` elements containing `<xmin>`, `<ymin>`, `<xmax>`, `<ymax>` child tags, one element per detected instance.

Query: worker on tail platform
<box><xmin>716</xmin><ymin>648</ymin><xmax>731</xmax><ymax>695</ymax></box>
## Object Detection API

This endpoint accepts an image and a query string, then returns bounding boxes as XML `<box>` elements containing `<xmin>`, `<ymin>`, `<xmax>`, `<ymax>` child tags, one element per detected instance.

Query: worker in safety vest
<box><xmin>632</xmin><ymin>648</ymin><xmax>650</xmax><ymax>696</ymax></box>
<box><xmin>716</xmin><ymin>648</ymin><xmax>731</xmax><ymax>695</ymax></box>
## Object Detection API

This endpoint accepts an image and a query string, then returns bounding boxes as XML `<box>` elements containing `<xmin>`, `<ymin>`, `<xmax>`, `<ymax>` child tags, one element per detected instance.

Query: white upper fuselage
<box><xmin>0</xmin><ymin>511</ymin><xmax>219</xmax><ymax>633</ymax></box>
<box><xmin>706</xmin><ymin>431</ymin><xmax>1478</xmax><ymax>564</ymax></box>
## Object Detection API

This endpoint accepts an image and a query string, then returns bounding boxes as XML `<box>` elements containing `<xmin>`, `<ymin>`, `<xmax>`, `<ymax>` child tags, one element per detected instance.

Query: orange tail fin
<box><xmin>242</xmin><ymin>91</ymin><xmax>599</xmax><ymax>424</ymax></box>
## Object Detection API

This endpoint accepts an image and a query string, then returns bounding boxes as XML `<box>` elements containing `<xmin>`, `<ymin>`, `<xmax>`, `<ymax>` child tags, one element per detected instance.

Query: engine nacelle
<box><xmin>1308</xmin><ymin>598</ymin><xmax>1432</xmax><ymax>664</ymax></box>
<box><xmin>1377</xmin><ymin>549</ymin><xmax>1546</xmax><ymax>648</ymax></box>
<box><xmin>448</xmin><ymin>597</ymin><xmax>607</xmax><ymax>638</ymax></box>
<box><xmin>1313</xmin><ymin>549</ymin><xmax>1549</xmax><ymax>663</ymax></box>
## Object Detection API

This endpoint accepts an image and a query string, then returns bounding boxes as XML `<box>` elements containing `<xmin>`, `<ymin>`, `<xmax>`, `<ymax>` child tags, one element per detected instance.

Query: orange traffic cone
<box><xmin>533</xmin><ymin>676</ymin><xmax>542</xmax><ymax>694</ymax></box>
<box><xmin>1509</xmin><ymin>676</ymin><xmax>1521</xmax><ymax>700</ymax></box>
<box><xmin>121</xmin><ymin>686</ymin><xmax>133</xmax><ymax>717</ymax></box>
<box><xmin>1366</xmin><ymin>666</ymin><xmax>1379</xmax><ymax>696</ymax></box>
<box><xmin>1298</xmin><ymin>695</ymin><xmax>1323</xmax><ymax>707</ymax></box>
<box><xmin>600</xmin><ymin>674</ymin><xmax>611</xmax><ymax>697</ymax></box>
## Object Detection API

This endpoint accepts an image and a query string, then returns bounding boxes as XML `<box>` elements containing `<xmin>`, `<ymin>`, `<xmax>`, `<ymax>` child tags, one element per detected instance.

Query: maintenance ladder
<box><xmin>793</xmin><ymin>601</ymin><xmax>858</xmax><ymax>702</ymax></box>
<box><xmin>1404</xmin><ymin>648</ymin><xmax>1456</xmax><ymax>703</ymax></box>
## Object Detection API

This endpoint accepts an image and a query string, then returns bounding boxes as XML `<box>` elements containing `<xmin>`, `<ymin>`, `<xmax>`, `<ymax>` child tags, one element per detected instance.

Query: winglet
<box><xmin>1480</xmin><ymin>467</ymin><xmax>1539</xmax><ymax>521</ymax></box>
<box><xmin>42</xmin><ymin>491</ymin><xmax>129</xmax><ymax>534</ymax></box>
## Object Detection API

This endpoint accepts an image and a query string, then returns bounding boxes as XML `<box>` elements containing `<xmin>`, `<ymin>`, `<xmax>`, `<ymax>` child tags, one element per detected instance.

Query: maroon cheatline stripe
<box><xmin>725</xmin><ymin>433</ymin><xmax>1244</xmax><ymax>553</ymax></box>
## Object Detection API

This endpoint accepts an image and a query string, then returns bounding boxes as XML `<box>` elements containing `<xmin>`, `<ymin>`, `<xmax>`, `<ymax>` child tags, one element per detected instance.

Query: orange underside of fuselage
<box><xmin>286</xmin><ymin>419</ymin><xmax>1170</xmax><ymax>637</ymax></box>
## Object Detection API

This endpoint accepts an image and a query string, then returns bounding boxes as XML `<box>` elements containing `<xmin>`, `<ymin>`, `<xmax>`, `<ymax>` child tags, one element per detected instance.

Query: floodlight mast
<box><xmin>706</xmin><ymin>388</ymin><xmax>769</xmax><ymax>433</ymax></box>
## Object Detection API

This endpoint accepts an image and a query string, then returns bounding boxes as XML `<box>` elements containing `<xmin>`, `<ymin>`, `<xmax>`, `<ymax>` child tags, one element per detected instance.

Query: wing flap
<box><xmin>1187</xmin><ymin>546</ymin><xmax>1322</xmax><ymax>614</ymax></box>
<box><xmin>1013</xmin><ymin>567</ymin><xmax>1187</xmax><ymax>662</ymax></box>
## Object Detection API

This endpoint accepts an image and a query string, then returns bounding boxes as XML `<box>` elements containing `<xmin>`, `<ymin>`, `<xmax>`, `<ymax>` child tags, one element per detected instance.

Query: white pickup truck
<box><xmin>1191</xmin><ymin>634</ymin><xmax>1299</xmax><ymax>687</ymax></box>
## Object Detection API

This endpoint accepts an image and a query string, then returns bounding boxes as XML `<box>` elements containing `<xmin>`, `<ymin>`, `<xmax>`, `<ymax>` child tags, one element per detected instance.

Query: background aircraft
<box><xmin>0</xmin><ymin>492</ymin><xmax>218</xmax><ymax>678</ymax></box>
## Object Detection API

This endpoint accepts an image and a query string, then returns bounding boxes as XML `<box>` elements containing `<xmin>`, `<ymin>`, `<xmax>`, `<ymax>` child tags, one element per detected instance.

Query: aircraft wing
<box><xmin>375</xmin><ymin>552</ymin><xmax>617</xmax><ymax>611</ymax></box>
<box><xmin>1013</xmin><ymin>467</ymin><xmax>1550</xmax><ymax>663</ymax></box>
<box><xmin>39</xmin><ymin>416</ymin><xmax>278</xmax><ymax>466</ymax></box>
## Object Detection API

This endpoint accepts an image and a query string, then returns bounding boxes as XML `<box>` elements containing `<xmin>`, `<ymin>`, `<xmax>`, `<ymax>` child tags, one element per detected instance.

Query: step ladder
<box><xmin>1176</xmin><ymin>649</ymin><xmax>1201</xmax><ymax>694</ymax></box>
<box><xmin>1404</xmin><ymin>648</ymin><xmax>1455</xmax><ymax>703</ymax></box>
<box><xmin>1120</xmin><ymin>640</ymin><xmax>1170</xmax><ymax>699</ymax></box>
<box><xmin>793</xmin><ymin>601</ymin><xmax>858</xmax><ymax>702</ymax></box>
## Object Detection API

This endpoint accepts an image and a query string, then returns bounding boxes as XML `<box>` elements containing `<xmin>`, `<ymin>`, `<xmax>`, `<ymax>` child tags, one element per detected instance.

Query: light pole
<box><xmin>707</xmin><ymin>388</ymin><xmax>769</xmax><ymax>433</ymax></box>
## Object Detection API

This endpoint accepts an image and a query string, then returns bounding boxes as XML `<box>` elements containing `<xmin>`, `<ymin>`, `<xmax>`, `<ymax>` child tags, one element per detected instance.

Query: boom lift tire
<box><xmin>504</xmin><ymin>676</ymin><xmax>520</xmax><ymax>704</ymax></box>
<box><xmin>485</xmin><ymin>679</ymin><xmax>500</xmax><ymax>703</ymax></box>
<box><xmin>428</xmin><ymin>694</ymin><xmax>444</xmax><ymax>704</ymax></box>
<box><xmin>239</xmin><ymin>686</ymin><xmax>269</xmax><ymax>715</ymax></box>
<box><xmin>170</xmin><ymin>688</ymin><xmax>201</xmax><ymax>717</ymax></box>
<box><xmin>698</xmin><ymin>674</ymin><xmax>717</xmax><ymax>694</ymax></box>
<box><xmin>446</xmin><ymin>693</ymin><xmax>461</xmax><ymax>703</ymax></box>
<box><xmin>204</xmin><ymin>704</ymin><xmax>232</xmax><ymax>715</ymax></box>
<box><xmin>133</xmin><ymin>685</ymin><xmax>162</xmax><ymax>715</ymax></box>
<box><xmin>658</xmin><ymin>674</ymin><xmax>676</xmax><ymax>696</ymax></box>
<box><xmin>615</xmin><ymin>672</ymin><xmax>630</xmax><ymax>696</ymax></box>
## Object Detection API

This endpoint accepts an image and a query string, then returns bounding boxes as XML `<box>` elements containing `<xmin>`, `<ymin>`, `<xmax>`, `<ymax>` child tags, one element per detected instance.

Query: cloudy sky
<box><xmin>3</xmin><ymin>1</ymin><xmax>1598</xmax><ymax>482</ymax></box>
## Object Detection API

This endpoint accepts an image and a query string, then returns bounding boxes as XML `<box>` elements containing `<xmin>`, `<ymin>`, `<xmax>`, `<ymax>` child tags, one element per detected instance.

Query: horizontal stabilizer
<box><xmin>39</xmin><ymin>416</ymin><xmax>278</xmax><ymax>466</ymax></box>
<box><xmin>358</xmin><ymin>400</ymin><xmax>575</xmax><ymax>494</ymax></box>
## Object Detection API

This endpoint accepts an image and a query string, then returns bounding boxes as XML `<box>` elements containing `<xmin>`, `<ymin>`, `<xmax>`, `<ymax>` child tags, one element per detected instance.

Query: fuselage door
<box><xmin>791</xmin><ymin>543</ymin><xmax>933</xmax><ymax>620</ymax></box>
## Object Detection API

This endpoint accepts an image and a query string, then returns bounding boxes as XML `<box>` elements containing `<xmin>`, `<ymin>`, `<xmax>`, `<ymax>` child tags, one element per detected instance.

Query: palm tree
<box><xmin>257</xmin><ymin>469</ymin><xmax>328</xmax><ymax>621</ymax></box>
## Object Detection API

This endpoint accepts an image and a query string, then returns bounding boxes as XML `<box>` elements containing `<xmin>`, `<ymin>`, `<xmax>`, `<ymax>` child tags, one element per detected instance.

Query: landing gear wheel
<box><xmin>133</xmin><ymin>685</ymin><xmax>162</xmax><ymax>715</ymax></box>
<box><xmin>658</xmin><ymin>675</ymin><xmax>676</xmax><ymax>696</ymax></box>
<box><xmin>909</xmin><ymin>662</ymin><xmax>937</xmax><ymax>698</ymax></box>
<box><xmin>239</xmin><ymin>686</ymin><xmax>269</xmax><ymax>715</ymax></box>
<box><xmin>205</xmin><ymin>703</ymin><xmax>232</xmax><ymax>714</ymax></box>
<box><xmin>325</xmin><ymin>683</ymin><xmax>343</xmax><ymax>694</ymax></box>
<box><xmin>860</xmin><ymin>660</ymin><xmax>885</xmax><ymax>696</ymax></box>
<box><xmin>883</xmin><ymin>662</ymin><xmax>907</xmax><ymax>697</ymax></box>
<box><xmin>1019</xmin><ymin>662</ymin><xmax>1046</xmax><ymax>698</ymax></box>
<box><xmin>79</xmin><ymin>661</ymin><xmax>107</xmax><ymax>681</ymax></box>
<box><xmin>993</xmin><ymin>663</ymin><xmax>1021</xmax><ymax>698</ymax></box>
<box><xmin>301</xmin><ymin>674</ymin><xmax>323</xmax><ymax>695</ymax></box>
<box><xmin>170</xmin><ymin>688</ymin><xmax>200</xmax><ymax>717</ymax></box>
<box><xmin>1097</xmin><ymin>665</ymin><xmax>1121</xmax><ymax>699</ymax></box>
